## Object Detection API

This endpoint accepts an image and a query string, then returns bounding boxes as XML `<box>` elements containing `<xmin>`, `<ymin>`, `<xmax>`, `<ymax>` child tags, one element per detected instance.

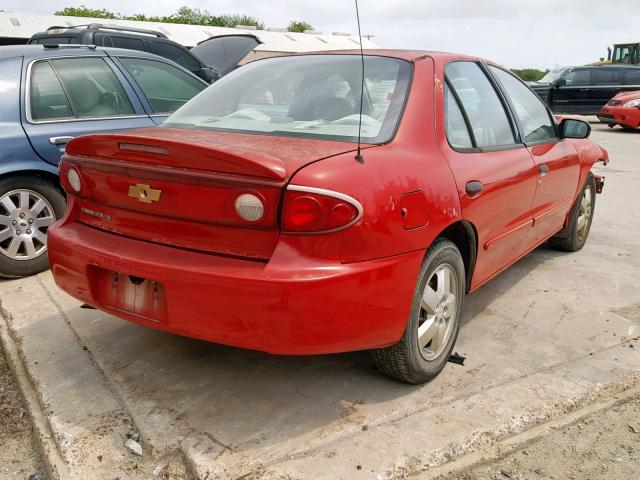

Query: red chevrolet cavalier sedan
<box><xmin>48</xmin><ymin>51</ymin><xmax>608</xmax><ymax>383</ymax></box>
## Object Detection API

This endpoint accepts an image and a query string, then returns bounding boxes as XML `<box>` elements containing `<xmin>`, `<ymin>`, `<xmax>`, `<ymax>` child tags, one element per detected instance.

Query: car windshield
<box><xmin>539</xmin><ymin>67</ymin><xmax>570</xmax><ymax>84</ymax></box>
<box><xmin>163</xmin><ymin>54</ymin><xmax>412</xmax><ymax>144</ymax></box>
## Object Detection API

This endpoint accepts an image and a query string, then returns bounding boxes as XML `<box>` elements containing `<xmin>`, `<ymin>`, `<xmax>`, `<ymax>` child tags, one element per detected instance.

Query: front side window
<box><xmin>48</xmin><ymin>57</ymin><xmax>134</xmax><ymax>118</ymax></box>
<box><xmin>489</xmin><ymin>66</ymin><xmax>556</xmax><ymax>144</ymax></box>
<box><xmin>591</xmin><ymin>69</ymin><xmax>620</xmax><ymax>85</ymax></box>
<box><xmin>563</xmin><ymin>69</ymin><xmax>590</xmax><ymax>86</ymax></box>
<box><xmin>445</xmin><ymin>62</ymin><xmax>516</xmax><ymax>148</ymax></box>
<box><xmin>120</xmin><ymin>57</ymin><xmax>206</xmax><ymax>114</ymax></box>
<box><xmin>164</xmin><ymin>55</ymin><xmax>412</xmax><ymax>144</ymax></box>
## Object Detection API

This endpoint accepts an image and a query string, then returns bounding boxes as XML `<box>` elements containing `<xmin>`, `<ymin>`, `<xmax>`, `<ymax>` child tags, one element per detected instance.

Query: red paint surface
<box><xmin>48</xmin><ymin>51</ymin><xmax>607</xmax><ymax>354</ymax></box>
<box><xmin>599</xmin><ymin>91</ymin><xmax>640</xmax><ymax>129</ymax></box>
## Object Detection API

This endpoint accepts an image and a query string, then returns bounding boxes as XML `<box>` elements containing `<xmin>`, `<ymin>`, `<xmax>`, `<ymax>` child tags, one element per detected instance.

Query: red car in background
<box><xmin>47</xmin><ymin>50</ymin><xmax>608</xmax><ymax>384</ymax></box>
<box><xmin>598</xmin><ymin>91</ymin><xmax>640</xmax><ymax>130</ymax></box>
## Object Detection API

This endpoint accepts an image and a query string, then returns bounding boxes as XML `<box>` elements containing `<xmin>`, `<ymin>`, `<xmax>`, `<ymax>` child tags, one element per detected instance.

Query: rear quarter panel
<box><xmin>284</xmin><ymin>57</ymin><xmax>462</xmax><ymax>264</ymax></box>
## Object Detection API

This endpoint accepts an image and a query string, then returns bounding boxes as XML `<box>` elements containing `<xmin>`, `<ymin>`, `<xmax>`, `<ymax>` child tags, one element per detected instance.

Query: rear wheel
<box><xmin>0</xmin><ymin>176</ymin><xmax>66</xmax><ymax>278</ymax></box>
<box><xmin>549</xmin><ymin>174</ymin><xmax>596</xmax><ymax>252</ymax></box>
<box><xmin>372</xmin><ymin>239</ymin><xmax>465</xmax><ymax>384</ymax></box>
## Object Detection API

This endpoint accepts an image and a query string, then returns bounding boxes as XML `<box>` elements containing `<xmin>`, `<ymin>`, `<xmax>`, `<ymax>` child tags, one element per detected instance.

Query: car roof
<box><xmin>0</xmin><ymin>44</ymin><xmax>174</xmax><ymax>63</ymax></box>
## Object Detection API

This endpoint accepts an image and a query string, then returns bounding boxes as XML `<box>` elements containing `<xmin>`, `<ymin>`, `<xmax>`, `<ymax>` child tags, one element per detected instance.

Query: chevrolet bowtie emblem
<box><xmin>128</xmin><ymin>184</ymin><xmax>162</xmax><ymax>203</ymax></box>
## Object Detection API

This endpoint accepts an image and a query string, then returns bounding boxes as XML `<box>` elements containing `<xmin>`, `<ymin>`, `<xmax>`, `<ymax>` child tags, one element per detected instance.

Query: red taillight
<box><xmin>282</xmin><ymin>186</ymin><xmax>362</xmax><ymax>233</ymax></box>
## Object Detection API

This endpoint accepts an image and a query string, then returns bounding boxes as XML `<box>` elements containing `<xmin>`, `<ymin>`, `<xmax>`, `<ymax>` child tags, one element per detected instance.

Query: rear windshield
<box><xmin>163</xmin><ymin>55</ymin><xmax>412</xmax><ymax>144</ymax></box>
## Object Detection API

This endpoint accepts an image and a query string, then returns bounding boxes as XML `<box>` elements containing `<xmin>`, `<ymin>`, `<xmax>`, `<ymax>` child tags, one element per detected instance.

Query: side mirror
<box><xmin>560</xmin><ymin>118</ymin><xmax>591</xmax><ymax>139</ymax></box>
<box><xmin>553</xmin><ymin>78</ymin><xmax>567</xmax><ymax>87</ymax></box>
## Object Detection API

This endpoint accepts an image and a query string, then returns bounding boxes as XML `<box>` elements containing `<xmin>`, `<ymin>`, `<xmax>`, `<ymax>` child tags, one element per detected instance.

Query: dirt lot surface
<box><xmin>444</xmin><ymin>393</ymin><xmax>640</xmax><ymax>480</ymax></box>
<box><xmin>0</xmin><ymin>121</ymin><xmax>638</xmax><ymax>480</ymax></box>
<box><xmin>0</xmin><ymin>345</ymin><xmax>44</xmax><ymax>480</ymax></box>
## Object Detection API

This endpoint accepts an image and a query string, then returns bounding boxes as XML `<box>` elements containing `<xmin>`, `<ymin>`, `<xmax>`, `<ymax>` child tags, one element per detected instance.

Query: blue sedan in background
<box><xmin>0</xmin><ymin>44</ymin><xmax>207</xmax><ymax>278</ymax></box>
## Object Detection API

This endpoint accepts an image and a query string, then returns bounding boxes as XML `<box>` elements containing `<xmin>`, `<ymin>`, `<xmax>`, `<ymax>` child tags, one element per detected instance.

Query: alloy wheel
<box><xmin>418</xmin><ymin>264</ymin><xmax>458</xmax><ymax>361</ymax></box>
<box><xmin>576</xmin><ymin>185</ymin><xmax>593</xmax><ymax>241</ymax></box>
<box><xmin>0</xmin><ymin>189</ymin><xmax>56</xmax><ymax>261</ymax></box>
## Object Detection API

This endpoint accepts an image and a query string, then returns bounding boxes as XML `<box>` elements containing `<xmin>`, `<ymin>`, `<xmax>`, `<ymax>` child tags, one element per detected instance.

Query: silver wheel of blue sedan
<box><xmin>0</xmin><ymin>189</ymin><xmax>56</xmax><ymax>261</ymax></box>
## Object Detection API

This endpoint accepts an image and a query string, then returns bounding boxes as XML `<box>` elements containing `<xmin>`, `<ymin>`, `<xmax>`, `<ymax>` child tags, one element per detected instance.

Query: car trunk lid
<box><xmin>62</xmin><ymin>127</ymin><xmax>356</xmax><ymax>259</ymax></box>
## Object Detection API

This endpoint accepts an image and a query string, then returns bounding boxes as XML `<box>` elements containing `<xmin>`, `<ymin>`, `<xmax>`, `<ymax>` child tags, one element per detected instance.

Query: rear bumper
<box><xmin>48</xmin><ymin>221</ymin><xmax>422</xmax><ymax>355</ymax></box>
<box><xmin>598</xmin><ymin>106</ymin><xmax>640</xmax><ymax>129</ymax></box>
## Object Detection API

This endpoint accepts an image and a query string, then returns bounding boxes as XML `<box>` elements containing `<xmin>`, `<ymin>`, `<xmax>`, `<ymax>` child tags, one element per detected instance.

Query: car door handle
<box><xmin>49</xmin><ymin>136</ymin><xmax>74</xmax><ymax>145</ymax></box>
<box><xmin>465</xmin><ymin>181</ymin><xmax>483</xmax><ymax>197</ymax></box>
<box><xmin>538</xmin><ymin>164</ymin><xmax>549</xmax><ymax>176</ymax></box>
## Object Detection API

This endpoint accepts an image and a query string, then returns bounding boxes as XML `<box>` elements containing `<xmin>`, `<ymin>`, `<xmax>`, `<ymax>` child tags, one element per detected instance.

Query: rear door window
<box><xmin>624</xmin><ymin>69</ymin><xmax>640</xmax><ymax>85</ymax></box>
<box><xmin>31</xmin><ymin>57</ymin><xmax>135</xmax><ymax>119</ymax></box>
<box><xmin>444</xmin><ymin>85</ymin><xmax>473</xmax><ymax>149</ymax></box>
<box><xmin>109</xmin><ymin>36</ymin><xmax>146</xmax><ymax>52</ymax></box>
<box><xmin>149</xmin><ymin>42</ymin><xmax>201</xmax><ymax>73</ymax></box>
<box><xmin>591</xmin><ymin>68</ymin><xmax>621</xmax><ymax>85</ymax></box>
<box><xmin>29</xmin><ymin>61</ymin><xmax>73</xmax><ymax>120</ymax></box>
<box><xmin>445</xmin><ymin>61</ymin><xmax>516</xmax><ymax>148</ymax></box>
<box><xmin>119</xmin><ymin>57</ymin><xmax>206</xmax><ymax>114</ymax></box>
<box><xmin>488</xmin><ymin>66</ymin><xmax>556</xmax><ymax>144</ymax></box>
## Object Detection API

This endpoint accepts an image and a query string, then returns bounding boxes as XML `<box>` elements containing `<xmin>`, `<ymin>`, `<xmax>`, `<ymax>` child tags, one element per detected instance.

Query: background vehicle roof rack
<box><xmin>45</xmin><ymin>23</ymin><xmax>167</xmax><ymax>38</ymax></box>
<box><xmin>42</xmin><ymin>44</ymin><xmax>97</xmax><ymax>50</ymax></box>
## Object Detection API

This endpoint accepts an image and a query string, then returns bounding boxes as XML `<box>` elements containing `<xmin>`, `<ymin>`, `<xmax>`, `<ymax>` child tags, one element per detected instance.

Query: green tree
<box><xmin>288</xmin><ymin>21</ymin><xmax>313</xmax><ymax>33</ymax></box>
<box><xmin>512</xmin><ymin>68</ymin><xmax>549</xmax><ymax>82</ymax></box>
<box><xmin>54</xmin><ymin>6</ymin><xmax>119</xmax><ymax>19</ymax></box>
<box><xmin>54</xmin><ymin>5</ymin><xmax>265</xmax><ymax>29</ymax></box>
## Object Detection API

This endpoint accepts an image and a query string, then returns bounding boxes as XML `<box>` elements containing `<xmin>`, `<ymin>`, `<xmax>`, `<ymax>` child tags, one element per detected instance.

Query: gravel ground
<box><xmin>443</xmin><ymin>394</ymin><xmax>640</xmax><ymax>480</ymax></box>
<box><xmin>0</xmin><ymin>344</ymin><xmax>45</xmax><ymax>480</ymax></box>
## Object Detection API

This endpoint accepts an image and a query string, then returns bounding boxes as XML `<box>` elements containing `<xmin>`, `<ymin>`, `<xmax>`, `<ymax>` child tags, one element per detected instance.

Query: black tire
<box><xmin>0</xmin><ymin>175</ymin><xmax>66</xmax><ymax>279</ymax></box>
<box><xmin>372</xmin><ymin>239</ymin><xmax>465</xmax><ymax>384</ymax></box>
<box><xmin>548</xmin><ymin>173</ymin><xmax>596</xmax><ymax>252</ymax></box>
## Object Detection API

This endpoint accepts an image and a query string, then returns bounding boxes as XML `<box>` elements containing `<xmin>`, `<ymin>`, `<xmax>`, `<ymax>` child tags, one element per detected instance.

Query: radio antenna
<box><xmin>354</xmin><ymin>0</ymin><xmax>365</xmax><ymax>164</ymax></box>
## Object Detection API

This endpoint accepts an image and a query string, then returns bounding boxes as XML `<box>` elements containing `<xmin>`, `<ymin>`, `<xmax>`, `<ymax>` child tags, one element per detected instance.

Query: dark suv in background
<box><xmin>28</xmin><ymin>24</ymin><xmax>261</xmax><ymax>82</ymax></box>
<box><xmin>529</xmin><ymin>64</ymin><xmax>640</xmax><ymax>114</ymax></box>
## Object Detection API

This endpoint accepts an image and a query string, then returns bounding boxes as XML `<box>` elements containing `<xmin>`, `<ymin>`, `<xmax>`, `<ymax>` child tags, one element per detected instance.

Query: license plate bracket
<box><xmin>93</xmin><ymin>268</ymin><xmax>167</xmax><ymax>323</ymax></box>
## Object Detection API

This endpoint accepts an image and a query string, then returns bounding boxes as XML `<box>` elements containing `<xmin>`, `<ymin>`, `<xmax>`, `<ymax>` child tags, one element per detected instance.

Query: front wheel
<box><xmin>0</xmin><ymin>176</ymin><xmax>66</xmax><ymax>278</ymax></box>
<box><xmin>372</xmin><ymin>239</ymin><xmax>465</xmax><ymax>384</ymax></box>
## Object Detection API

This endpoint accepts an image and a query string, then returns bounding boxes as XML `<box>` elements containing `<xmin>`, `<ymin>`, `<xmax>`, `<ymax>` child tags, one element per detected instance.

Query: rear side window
<box><xmin>591</xmin><ymin>69</ymin><xmax>620</xmax><ymax>85</ymax></box>
<box><xmin>149</xmin><ymin>42</ymin><xmax>201</xmax><ymax>73</ymax></box>
<box><xmin>30</xmin><ymin>62</ymin><xmax>73</xmax><ymax>120</ymax></box>
<box><xmin>625</xmin><ymin>69</ymin><xmax>640</xmax><ymax>84</ymax></box>
<box><xmin>109</xmin><ymin>36</ymin><xmax>146</xmax><ymax>52</ymax></box>
<box><xmin>563</xmin><ymin>69</ymin><xmax>590</xmax><ymax>86</ymax></box>
<box><xmin>444</xmin><ymin>85</ymin><xmax>473</xmax><ymax>149</ymax></box>
<box><xmin>489</xmin><ymin>66</ymin><xmax>556</xmax><ymax>144</ymax></box>
<box><xmin>119</xmin><ymin>57</ymin><xmax>205</xmax><ymax>114</ymax></box>
<box><xmin>29</xmin><ymin>57</ymin><xmax>134</xmax><ymax>121</ymax></box>
<box><xmin>445</xmin><ymin>62</ymin><xmax>515</xmax><ymax>148</ymax></box>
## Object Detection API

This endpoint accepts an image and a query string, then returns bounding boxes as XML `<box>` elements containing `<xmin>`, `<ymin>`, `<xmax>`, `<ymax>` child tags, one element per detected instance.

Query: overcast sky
<box><xmin>3</xmin><ymin>0</ymin><xmax>639</xmax><ymax>69</ymax></box>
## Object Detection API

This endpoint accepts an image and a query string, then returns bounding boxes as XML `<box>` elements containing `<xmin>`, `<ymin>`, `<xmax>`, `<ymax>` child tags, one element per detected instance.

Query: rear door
<box><xmin>487</xmin><ymin>65</ymin><xmax>581</xmax><ymax>247</ymax></box>
<box><xmin>21</xmin><ymin>55</ymin><xmax>154</xmax><ymax>166</ymax></box>
<box><xmin>552</xmin><ymin>67</ymin><xmax>591</xmax><ymax>114</ymax></box>
<box><xmin>439</xmin><ymin>61</ymin><xmax>538</xmax><ymax>287</ymax></box>
<box><xmin>589</xmin><ymin>67</ymin><xmax>622</xmax><ymax>113</ymax></box>
<box><xmin>113</xmin><ymin>56</ymin><xmax>207</xmax><ymax>124</ymax></box>
<box><xmin>623</xmin><ymin>68</ymin><xmax>640</xmax><ymax>89</ymax></box>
